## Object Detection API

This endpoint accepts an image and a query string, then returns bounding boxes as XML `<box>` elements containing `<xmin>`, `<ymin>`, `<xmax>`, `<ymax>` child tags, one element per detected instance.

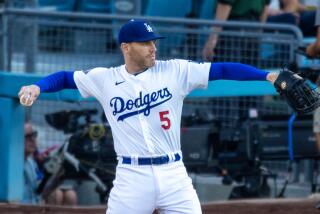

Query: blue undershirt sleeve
<box><xmin>209</xmin><ymin>62</ymin><xmax>268</xmax><ymax>81</ymax></box>
<box><xmin>34</xmin><ymin>71</ymin><xmax>77</xmax><ymax>92</ymax></box>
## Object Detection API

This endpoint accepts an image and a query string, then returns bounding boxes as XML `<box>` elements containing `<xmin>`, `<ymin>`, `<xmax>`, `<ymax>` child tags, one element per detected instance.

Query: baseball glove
<box><xmin>274</xmin><ymin>68</ymin><xmax>320</xmax><ymax>114</ymax></box>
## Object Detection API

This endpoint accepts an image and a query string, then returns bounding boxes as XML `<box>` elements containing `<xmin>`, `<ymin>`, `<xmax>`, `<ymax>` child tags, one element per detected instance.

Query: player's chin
<box><xmin>147</xmin><ymin>59</ymin><xmax>156</xmax><ymax>67</ymax></box>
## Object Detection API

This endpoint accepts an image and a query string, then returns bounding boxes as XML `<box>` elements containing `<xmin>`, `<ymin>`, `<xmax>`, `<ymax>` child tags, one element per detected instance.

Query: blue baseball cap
<box><xmin>118</xmin><ymin>19</ymin><xmax>165</xmax><ymax>44</ymax></box>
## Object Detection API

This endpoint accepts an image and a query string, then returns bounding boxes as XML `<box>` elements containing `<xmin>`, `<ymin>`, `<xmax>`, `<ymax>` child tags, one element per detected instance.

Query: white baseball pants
<box><xmin>106</xmin><ymin>160</ymin><xmax>201</xmax><ymax>214</ymax></box>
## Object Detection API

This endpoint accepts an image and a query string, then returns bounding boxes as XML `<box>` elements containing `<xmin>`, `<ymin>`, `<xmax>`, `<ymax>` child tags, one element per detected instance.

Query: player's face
<box><xmin>128</xmin><ymin>40</ymin><xmax>157</xmax><ymax>69</ymax></box>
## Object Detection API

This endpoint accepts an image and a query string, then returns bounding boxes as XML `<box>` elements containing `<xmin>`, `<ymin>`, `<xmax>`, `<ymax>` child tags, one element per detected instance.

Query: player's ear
<box><xmin>120</xmin><ymin>43</ymin><xmax>129</xmax><ymax>53</ymax></box>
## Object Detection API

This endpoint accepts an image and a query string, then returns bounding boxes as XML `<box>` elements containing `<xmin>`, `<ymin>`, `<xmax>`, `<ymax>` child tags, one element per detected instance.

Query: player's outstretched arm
<box><xmin>209</xmin><ymin>62</ymin><xmax>279</xmax><ymax>83</ymax></box>
<box><xmin>18</xmin><ymin>71</ymin><xmax>77</xmax><ymax>106</ymax></box>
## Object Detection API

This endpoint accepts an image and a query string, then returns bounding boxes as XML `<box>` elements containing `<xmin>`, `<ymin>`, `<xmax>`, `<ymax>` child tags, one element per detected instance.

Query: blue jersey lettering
<box><xmin>110</xmin><ymin>87</ymin><xmax>172</xmax><ymax>121</ymax></box>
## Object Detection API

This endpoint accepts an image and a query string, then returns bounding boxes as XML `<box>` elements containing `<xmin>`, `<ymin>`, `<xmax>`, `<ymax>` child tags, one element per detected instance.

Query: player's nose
<box><xmin>150</xmin><ymin>41</ymin><xmax>157</xmax><ymax>52</ymax></box>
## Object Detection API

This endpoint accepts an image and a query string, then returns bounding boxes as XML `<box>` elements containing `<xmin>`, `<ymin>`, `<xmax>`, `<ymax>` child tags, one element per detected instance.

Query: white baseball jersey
<box><xmin>74</xmin><ymin>59</ymin><xmax>210</xmax><ymax>157</ymax></box>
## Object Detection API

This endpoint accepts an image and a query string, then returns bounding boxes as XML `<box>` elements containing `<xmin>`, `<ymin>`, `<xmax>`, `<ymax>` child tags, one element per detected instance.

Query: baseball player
<box><xmin>19</xmin><ymin>19</ymin><xmax>279</xmax><ymax>214</ymax></box>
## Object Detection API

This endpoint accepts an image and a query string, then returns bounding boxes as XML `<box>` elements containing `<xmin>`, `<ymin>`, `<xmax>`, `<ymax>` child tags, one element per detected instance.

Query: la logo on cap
<box><xmin>144</xmin><ymin>23</ymin><xmax>153</xmax><ymax>32</ymax></box>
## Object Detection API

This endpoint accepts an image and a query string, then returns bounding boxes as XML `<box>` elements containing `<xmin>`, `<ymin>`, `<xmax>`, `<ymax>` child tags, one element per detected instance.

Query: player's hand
<box><xmin>18</xmin><ymin>85</ymin><xmax>40</xmax><ymax>106</ymax></box>
<box><xmin>266</xmin><ymin>72</ymin><xmax>279</xmax><ymax>85</ymax></box>
<box><xmin>202</xmin><ymin>36</ymin><xmax>218</xmax><ymax>61</ymax></box>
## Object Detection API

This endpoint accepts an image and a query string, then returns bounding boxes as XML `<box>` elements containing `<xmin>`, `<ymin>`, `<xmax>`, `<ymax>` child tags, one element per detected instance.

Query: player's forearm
<box><xmin>209</xmin><ymin>62</ymin><xmax>268</xmax><ymax>81</ymax></box>
<box><xmin>35</xmin><ymin>71</ymin><xmax>77</xmax><ymax>92</ymax></box>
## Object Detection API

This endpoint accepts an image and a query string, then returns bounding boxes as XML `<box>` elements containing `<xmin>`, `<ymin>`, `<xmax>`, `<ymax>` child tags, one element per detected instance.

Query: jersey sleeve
<box><xmin>173</xmin><ymin>59</ymin><xmax>211</xmax><ymax>96</ymax></box>
<box><xmin>73</xmin><ymin>67</ymin><xmax>108</xmax><ymax>101</ymax></box>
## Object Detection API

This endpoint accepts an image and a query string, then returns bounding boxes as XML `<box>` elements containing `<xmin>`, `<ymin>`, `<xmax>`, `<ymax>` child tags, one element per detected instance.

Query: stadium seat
<box><xmin>38</xmin><ymin>0</ymin><xmax>77</xmax><ymax>11</ymax></box>
<box><xmin>73</xmin><ymin>1</ymin><xmax>115</xmax><ymax>55</ymax></box>
<box><xmin>199</xmin><ymin>0</ymin><xmax>216</xmax><ymax>20</ymax></box>
<box><xmin>144</xmin><ymin>0</ymin><xmax>192</xmax><ymax>18</ymax></box>
<box><xmin>140</xmin><ymin>0</ymin><xmax>149</xmax><ymax>15</ymax></box>
<box><xmin>37</xmin><ymin>0</ymin><xmax>77</xmax><ymax>53</ymax></box>
<box><xmin>76</xmin><ymin>0</ymin><xmax>111</xmax><ymax>13</ymax></box>
<box><xmin>143</xmin><ymin>0</ymin><xmax>192</xmax><ymax>57</ymax></box>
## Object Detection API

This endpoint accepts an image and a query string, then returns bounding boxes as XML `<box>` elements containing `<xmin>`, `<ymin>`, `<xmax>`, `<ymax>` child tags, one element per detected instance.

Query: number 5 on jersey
<box><xmin>159</xmin><ymin>111</ymin><xmax>171</xmax><ymax>130</ymax></box>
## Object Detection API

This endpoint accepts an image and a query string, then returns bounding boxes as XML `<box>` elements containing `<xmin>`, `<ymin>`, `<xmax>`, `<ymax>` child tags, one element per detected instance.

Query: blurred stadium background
<box><xmin>1</xmin><ymin>0</ymin><xmax>320</xmax><ymax>213</ymax></box>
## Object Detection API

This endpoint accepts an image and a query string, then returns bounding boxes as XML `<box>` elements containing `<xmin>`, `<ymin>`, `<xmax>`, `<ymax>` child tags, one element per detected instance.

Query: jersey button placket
<box><xmin>140</xmin><ymin>116</ymin><xmax>155</xmax><ymax>154</ymax></box>
<box><xmin>135</xmin><ymin>83</ymin><xmax>155</xmax><ymax>154</ymax></box>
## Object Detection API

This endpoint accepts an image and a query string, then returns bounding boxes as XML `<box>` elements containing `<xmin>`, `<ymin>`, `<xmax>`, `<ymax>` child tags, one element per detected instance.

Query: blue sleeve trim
<box><xmin>34</xmin><ymin>71</ymin><xmax>77</xmax><ymax>92</ymax></box>
<box><xmin>209</xmin><ymin>63</ymin><xmax>268</xmax><ymax>81</ymax></box>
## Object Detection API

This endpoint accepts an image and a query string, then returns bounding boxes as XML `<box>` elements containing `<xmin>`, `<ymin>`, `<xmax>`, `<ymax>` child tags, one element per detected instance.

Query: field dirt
<box><xmin>0</xmin><ymin>198</ymin><xmax>319</xmax><ymax>214</ymax></box>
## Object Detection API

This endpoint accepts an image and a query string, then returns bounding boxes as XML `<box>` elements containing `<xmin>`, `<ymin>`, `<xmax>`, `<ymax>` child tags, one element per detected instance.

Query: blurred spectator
<box><xmin>46</xmin><ymin>180</ymin><xmax>78</xmax><ymax>206</ymax></box>
<box><xmin>280</xmin><ymin>0</ymin><xmax>306</xmax><ymax>12</ymax></box>
<box><xmin>22</xmin><ymin>122</ymin><xmax>43</xmax><ymax>204</ymax></box>
<box><xmin>36</xmin><ymin>144</ymin><xmax>78</xmax><ymax>206</ymax></box>
<box><xmin>35</xmin><ymin>147</ymin><xmax>78</xmax><ymax>206</ymax></box>
<box><xmin>202</xmin><ymin>0</ymin><xmax>271</xmax><ymax>63</ymax></box>
<box><xmin>306</xmin><ymin>1</ymin><xmax>320</xmax><ymax>57</ymax></box>
<box><xmin>267</xmin><ymin>0</ymin><xmax>317</xmax><ymax>37</ymax></box>
<box><xmin>202</xmin><ymin>0</ymin><xmax>271</xmax><ymax>122</ymax></box>
<box><xmin>23</xmin><ymin>122</ymin><xmax>77</xmax><ymax>205</ymax></box>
